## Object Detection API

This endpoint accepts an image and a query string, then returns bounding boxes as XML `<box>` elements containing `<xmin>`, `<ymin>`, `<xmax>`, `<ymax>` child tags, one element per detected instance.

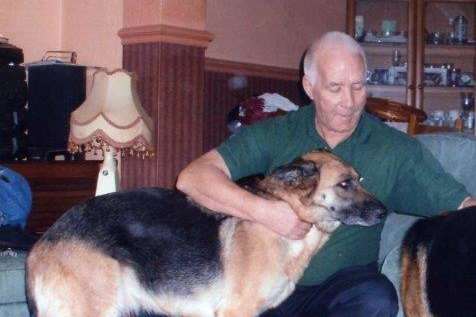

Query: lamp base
<box><xmin>95</xmin><ymin>147</ymin><xmax>119</xmax><ymax>196</ymax></box>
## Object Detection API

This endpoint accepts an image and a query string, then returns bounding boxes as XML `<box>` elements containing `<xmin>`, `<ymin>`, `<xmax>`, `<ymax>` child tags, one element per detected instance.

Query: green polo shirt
<box><xmin>217</xmin><ymin>104</ymin><xmax>469</xmax><ymax>286</ymax></box>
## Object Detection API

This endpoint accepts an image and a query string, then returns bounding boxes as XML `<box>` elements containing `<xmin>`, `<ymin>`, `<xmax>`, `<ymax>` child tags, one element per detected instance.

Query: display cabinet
<box><xmin>347</xmin><ymin>0</ymin><xmax>476</xmax><ymax>129</ymax></box>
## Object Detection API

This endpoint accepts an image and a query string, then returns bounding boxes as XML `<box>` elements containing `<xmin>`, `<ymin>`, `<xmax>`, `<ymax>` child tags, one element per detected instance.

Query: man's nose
<box><xmin>341</xmin><ymin>87</ymin><xmax>355</xmax><ymax>108</ymax></box>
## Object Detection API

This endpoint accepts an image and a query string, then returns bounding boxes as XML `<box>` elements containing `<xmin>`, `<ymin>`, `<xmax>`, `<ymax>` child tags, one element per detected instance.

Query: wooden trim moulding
<box><xmin>118</xmin><ymin>24</ymin><xmax>214</xmax><ymax>47</ymax></box>
<box><xmin>346</xmin><ymin>0</ymin><xmax>356</xmax><ymax>37</ymax></box>
<box><xmin>205</xmin><ymin>58</ymin><xmax>300</xmax><ymax>81</ymax></box>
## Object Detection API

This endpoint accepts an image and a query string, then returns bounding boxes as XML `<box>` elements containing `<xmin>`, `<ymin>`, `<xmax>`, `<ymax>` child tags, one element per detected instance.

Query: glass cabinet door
<box><xmin>347</xmin><ymin>0</ymin><xmax>416</xmax><ymax>106</ymax></box>
<box><xmin>417</xmin><ymin>0</ymin><xmax>475</xmax><ymax>132</ymax></box>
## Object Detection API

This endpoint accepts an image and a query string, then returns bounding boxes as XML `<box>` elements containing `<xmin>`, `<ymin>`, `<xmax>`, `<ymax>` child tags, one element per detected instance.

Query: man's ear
<box><xmin>302</xmin><ymin>75</ymin><xmax>314</xmax><ymax>100</ymax></box>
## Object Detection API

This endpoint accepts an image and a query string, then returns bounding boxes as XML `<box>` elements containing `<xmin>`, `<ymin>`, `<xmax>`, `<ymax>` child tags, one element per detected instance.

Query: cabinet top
<box><xmin>424</xmin><ymin>0</ymin><xmax>476</xmax><ymax>3</ymax></box>
<box><xmin>352</xmin><ymin>0</ymin><xmax>476</xmax><ymax>3</ymax></box>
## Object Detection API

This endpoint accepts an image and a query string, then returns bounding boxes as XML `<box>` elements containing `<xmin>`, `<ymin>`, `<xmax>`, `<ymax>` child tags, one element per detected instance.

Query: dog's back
<box><xmin>401</xmin><ymin>206</ymin><xmax>476</xmax><ymax>317</ymax></box>
<box><xmin>26</xmin><ymin>188</ymin><xmax>228</xmax><ymax>316</ymax></box>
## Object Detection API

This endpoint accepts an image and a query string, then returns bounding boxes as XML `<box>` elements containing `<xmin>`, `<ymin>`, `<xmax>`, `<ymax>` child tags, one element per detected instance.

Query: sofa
<box><xmin>1</xmin><ymin>132</ymin><xmax>475</xmax><ymax>316</ymax></box>
<box><xmin>379</xmin><ymin>132</ymin><xmax>476</xmax><ymax>316</ymax></box>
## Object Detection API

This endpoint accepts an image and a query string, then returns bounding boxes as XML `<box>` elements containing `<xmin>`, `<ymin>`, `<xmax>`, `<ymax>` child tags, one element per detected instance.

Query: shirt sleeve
<box><xmin>217</xmin><ymin>122</ymin><xmax>273</xmax><ymax>181</ymax></box>
<box><xmin>388</xmin><ymin>139</ymin><xmax>469</xmax><ymax>217</ymax></box>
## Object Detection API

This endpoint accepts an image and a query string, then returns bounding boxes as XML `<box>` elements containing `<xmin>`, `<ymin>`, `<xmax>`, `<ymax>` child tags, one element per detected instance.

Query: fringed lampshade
<box><xmin>68</xmin><ymin>69</ymin><xmax>154</xmax><ymax>196</ymax></box>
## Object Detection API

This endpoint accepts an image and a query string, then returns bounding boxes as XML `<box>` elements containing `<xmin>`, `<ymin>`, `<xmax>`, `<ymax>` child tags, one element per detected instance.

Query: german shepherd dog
<box><xmin>26</xmin><ymin>150</ymin><xmax>386</xmax><ymax>317</ymax></box>
<box><xmin>401</xmin><ymin>206</ymin><xmax>476</xmax><ymax>317</ymax></box>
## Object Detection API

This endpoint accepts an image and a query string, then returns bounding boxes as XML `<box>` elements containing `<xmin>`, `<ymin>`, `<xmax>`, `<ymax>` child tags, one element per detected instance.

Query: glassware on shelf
<box><xmin>392</xmin><ymin>49</ymin><xmax>401</xmax><ymax>66</ymax></box>
<box><xmin>443</xmin><ymin>64</ymin><xmax>454</xmax><ymax>86</ymax></box>
<box><xmin>355</xmin><ymin>15</ymin><xmax>365</xmax><ymax>41</ymax></box>
<box><xmin>461</xmin><ymin>92</ymin><xmax>475</xmax><ymax>112</ymax></box>
<box><xmin>381</xmin><ymin>20</ymin><xmax>397</xmax><ymax>37</ymax></box>
<box><xmin>447</xmin><ymin>110</ymin><xmax>460</xmax><ymax>127</ymax></box>
<box><xmin>425</xmin><ymin>110</ymin><xmax>444</xmax><ymax>127</ymax></box>
<box><xmin>461</xmin><ymin>92</ymin><xmax>475</xmax><ymax>129</ymax></box>
<box><xmin>466</xmin><ymin>112</ymin><xmax>475</xmax><ymax>130</ymax></box>
<box><xmin>453</xmin><ymin>15</ymin><xmax>468</xmax><ymax>44</ymax></box>
<box><xmin>448</xmin><ymin>18</ymin><xmax>455</xmax><ymax>43</ymax></box>
<box><xmin>450</xmin><ymin>67</ymin><xmax>461</xmax><ymax>87</ymax></box>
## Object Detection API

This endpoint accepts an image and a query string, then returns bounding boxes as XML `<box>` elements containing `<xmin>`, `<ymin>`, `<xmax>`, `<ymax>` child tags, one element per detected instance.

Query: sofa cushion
<box><xmin>0</xmin><ymin>302</ymin><xmax>30</xmax><ymax>317</ymax></box>
<box><xmin>0</xmin><ymin>249</ymin><xmax>26</xmax><ymax>305</ymax></box>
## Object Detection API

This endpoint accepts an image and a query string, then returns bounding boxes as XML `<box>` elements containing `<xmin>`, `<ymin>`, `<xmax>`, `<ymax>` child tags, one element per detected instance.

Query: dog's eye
<box><xmin>339</xmin><ymin>181</ymin><xmax>349</xmax><ymax>189</ymax></box>
<box><xmin>338</xmin><ymin>179</ymin><xmax>354</xmax><ymax>190</ymax></box>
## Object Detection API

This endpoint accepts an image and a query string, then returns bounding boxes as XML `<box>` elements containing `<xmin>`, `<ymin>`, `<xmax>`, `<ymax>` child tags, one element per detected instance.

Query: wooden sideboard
<box><xmin>3</xmin><ymin>161</ymin><xmax>99</xmax><ymax>235</ymax></box>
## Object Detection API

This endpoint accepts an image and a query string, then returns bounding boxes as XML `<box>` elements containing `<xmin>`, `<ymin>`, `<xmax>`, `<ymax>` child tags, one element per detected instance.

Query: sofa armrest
<box><xmin>416</xmin><ymin>133</ymin><xmax>476</xmax><ymax>196</ymax></box>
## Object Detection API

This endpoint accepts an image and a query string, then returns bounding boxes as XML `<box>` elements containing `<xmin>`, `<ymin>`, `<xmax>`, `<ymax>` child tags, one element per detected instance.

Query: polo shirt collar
<box><xmin>305</xmin><ymin>103</ymin><xmax>372</xmax><ymax>148</ymax></box>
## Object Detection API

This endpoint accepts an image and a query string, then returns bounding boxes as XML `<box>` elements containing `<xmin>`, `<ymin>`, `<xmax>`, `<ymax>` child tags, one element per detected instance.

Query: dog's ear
<box><xmin>236</xmin><ymin>174</ymin><xmax>264</xmax><ymax>193</ymax></box>
<box><xmin>259</xmin><ymin>159</ymin><xmax>320</xmax><ymax>223</ymax></box>
<box><xmin>271</xmin><ymin>159</ymin><xmax>319</xmax><ymax>188</ymax></box>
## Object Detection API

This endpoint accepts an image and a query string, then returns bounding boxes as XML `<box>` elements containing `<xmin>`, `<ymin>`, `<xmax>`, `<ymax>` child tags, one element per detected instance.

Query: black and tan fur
<box><xmin>26</xmin><ymin>150</ymin><xmax>386</xmax><ymax>317</ymax></box>
<box><xmin>401</xmin><ymin>206</ymin><xmax>476</xmax><ymax>317</ymax></box>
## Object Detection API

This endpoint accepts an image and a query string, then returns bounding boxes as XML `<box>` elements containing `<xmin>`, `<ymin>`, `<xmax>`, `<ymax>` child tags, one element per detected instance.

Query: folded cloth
<box><xmin>0</xmin><ymin>165</ymin><xmax>32</xmax><ymax>229</ymax></box>
<box><xmin>258</xmin><ymin>93</ymin><xmax>299</xmax><ymax>113</ymax></box>
<box><xmin>239</xmin><ymin>94</ymin><xmax>299</xmax><ymax>125</ymax></box>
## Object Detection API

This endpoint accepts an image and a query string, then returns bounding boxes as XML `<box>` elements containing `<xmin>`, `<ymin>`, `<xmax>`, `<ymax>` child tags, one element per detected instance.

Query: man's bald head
<box><xmin>303</xmin><ymin>31</ymin><xmax>367</xmax><ymax>85</ymax></box>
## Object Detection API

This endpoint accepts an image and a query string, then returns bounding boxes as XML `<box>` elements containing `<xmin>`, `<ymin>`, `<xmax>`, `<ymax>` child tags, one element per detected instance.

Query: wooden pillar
<box><xmin>118</xmin><ymin>0</ymin><xmax>213</xmax><ymax>189</ymax></box>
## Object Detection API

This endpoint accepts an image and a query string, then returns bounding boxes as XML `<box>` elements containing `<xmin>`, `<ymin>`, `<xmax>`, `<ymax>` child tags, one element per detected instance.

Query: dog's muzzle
<box><xmin>338</xmin><ymin>199</ymin><xmax>387</xmax><ymax>226</ymax></box>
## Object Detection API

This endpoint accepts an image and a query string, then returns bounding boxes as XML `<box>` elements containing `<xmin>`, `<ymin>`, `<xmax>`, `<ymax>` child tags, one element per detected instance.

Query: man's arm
<box><xmin>388</xmin><ymin>138</ymin><xmax>471</xmax><ymax>216</ymax></box>
<box><xmin>459</xmin><ymin>196</ymin><xmax>476</xmax><ymax>209</ymax></box>
<box><xmin>176</xmin><ymin>149</ymin><xmax>311</xmax><ymax>240</ymax></box>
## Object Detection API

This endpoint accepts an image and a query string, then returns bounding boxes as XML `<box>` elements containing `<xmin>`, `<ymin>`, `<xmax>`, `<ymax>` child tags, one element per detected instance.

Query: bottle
<box><xmin>387</xmin><ymin>67</ymin><xmax>396</xmax><ymax>85</ymax></box>
<box><xmin>453</xmin><ymin>15</ymin><xmax>468</xmax><ymax>44</ymax></box>
<box><xmin>392</xmin><ymin>49</ymin><xmax>401</xmax><ymax>66</ymax></box>
<box><xmin>450</xmin><ymin>67</ymin><xmax>460</xmax><ymax>87</ymax></box>
<box><xmin>355</xmin><ymin>15</ymin><xmax>365</xmax><ymax>41</ymax></box>
<box><xmin>467</xmin><ymin>111</ymin><xmax>475</xmax><ymax>130</ymax></box>
<box><xmin>460</xmin><ymin>92</ymin><xmax>475</xmax><ymax>129</ymax></box>
<box><xmin>448</xmin><ymin>18</ymin><xmax>455</xmax><ymax>44</ymax></box>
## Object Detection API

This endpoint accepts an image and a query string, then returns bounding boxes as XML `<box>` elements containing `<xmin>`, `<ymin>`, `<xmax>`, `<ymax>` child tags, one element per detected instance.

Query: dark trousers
<box><xmin>260</xmin><ymin>263</ymin><xmax>398</xmax><ymax>317</ymax></box>
<box><xmin>138</xmin><ymin>263</ymin><xmax>398</xmax><ymax>317</ymax></box>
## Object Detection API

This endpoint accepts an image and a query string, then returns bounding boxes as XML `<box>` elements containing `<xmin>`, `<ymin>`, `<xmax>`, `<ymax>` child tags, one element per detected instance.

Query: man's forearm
<box><xmin>176</xmin><ymin>150</ymin><xmax>264</xmax><ymax>222</ymax></box>
<box><xmin>178</xmin><ymin>169</ymin><xmax>263</xmax><ymax>221</ymax></box>
<box><xmin>176</xmin><ymin>150</ymin><xmax>311</xmax><ymax>240</ymax></box>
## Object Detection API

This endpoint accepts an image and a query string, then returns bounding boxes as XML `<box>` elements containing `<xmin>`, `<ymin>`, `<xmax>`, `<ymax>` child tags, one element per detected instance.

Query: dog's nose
<box><xmin>362</xmin><ymin>199</ymin><xmax>387</xmax><ymax>224</ymax></box>
<box><xmin>376</xmin><ymin>209</ymin><xmax>387</xmax><ymax>220</ymax></box>
<box><xmin>375</xmin><ymin>205</ymin><xmax>387</xmax><ymax>220</ymax></box>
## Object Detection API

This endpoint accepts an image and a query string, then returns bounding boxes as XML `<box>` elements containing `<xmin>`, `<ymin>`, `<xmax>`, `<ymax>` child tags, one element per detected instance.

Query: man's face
<box><xmin>303</xmin><ymin>51</ymin><xmax>367</xmax><ymax>134</ymax></box>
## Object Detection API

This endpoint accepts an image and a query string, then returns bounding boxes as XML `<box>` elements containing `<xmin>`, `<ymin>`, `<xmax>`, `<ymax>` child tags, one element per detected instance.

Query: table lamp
<box><xmin>68</xmin><ymin>69</ymin><xmax>154</xmax><ymax>196</ymax></box>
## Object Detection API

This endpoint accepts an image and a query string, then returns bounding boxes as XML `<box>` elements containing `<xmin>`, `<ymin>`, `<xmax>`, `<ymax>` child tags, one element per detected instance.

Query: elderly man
<box><xmin>177</xmin><ymin>31</ymin><xmax>475</xmax><ymax>317</ymax></box>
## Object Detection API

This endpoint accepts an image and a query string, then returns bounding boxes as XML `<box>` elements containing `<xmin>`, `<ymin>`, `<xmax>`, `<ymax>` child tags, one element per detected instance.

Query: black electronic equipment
<box><xmin>26</xmin><ymin>62</ymin><xmax>86</xmax><ymax>160</ymax></box>
<box><xmin>0</xmin><ymin>42</ymin><xmax>28</xmax><ymax>161</ymax></box>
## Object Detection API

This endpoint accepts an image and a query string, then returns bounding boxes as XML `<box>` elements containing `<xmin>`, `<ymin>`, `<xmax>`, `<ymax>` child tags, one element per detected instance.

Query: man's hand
<box><xmin>252</xmin><ymin>199</ymin><xmax>313</xmax><ymax>240</ymax></box>
<box><xmin>459</xmin><ymin>196</ymin><xmax>476</xmax><ymax>209</ymax></box>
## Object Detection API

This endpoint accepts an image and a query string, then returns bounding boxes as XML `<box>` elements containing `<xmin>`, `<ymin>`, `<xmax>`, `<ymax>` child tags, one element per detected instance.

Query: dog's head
<box><xmin>257</xmin><ymin>150</ymin><xmax>387</xmax><ymax>231</ymax></box>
